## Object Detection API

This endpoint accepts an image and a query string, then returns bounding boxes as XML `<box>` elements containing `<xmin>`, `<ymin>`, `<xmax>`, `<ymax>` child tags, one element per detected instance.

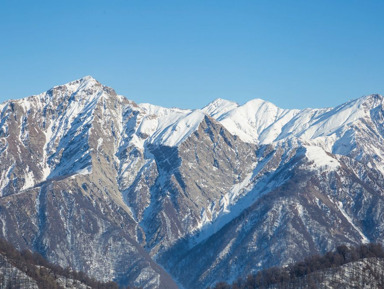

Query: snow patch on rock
<box><xmin>304</xmin><ymin>146</ymin><xmax>339</xmax><ymax>170</ymax></box>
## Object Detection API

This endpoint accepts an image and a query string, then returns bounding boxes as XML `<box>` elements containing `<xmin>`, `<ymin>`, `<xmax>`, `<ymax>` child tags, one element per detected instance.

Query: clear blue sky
<box><xmin>1</xmin><ymin>0</ymin><xmax>384</xmax><ymax>109</ymax></box>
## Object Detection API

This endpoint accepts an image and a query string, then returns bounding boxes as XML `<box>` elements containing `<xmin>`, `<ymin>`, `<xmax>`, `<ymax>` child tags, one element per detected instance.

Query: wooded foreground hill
<box><xmin>211</xmin><ymin>243</ymin><xmax>384</xmax><ymax>289</ymax></box>
<box><xmin>0</xmin><ymin>238</ymin><xmax>139</xmax><ymax>289</ymax></box>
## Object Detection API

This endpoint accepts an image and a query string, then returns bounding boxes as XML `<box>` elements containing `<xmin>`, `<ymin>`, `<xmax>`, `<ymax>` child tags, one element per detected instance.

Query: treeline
<box><xmin>0</xmin><ymin>238</ymin><xmax>140</xmax><ymax>289</ymax></box>
<box><xmin>210</xmin><ymin>243</ymin><xmax>384</xmax><ymax>289</ymax></box>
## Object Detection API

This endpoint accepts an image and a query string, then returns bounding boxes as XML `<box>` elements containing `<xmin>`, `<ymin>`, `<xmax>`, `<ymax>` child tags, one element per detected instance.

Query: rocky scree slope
<box><xmin>1</xmin><ymin>77</ymin><xmax>384</xmax><ymax>288</ymax></box>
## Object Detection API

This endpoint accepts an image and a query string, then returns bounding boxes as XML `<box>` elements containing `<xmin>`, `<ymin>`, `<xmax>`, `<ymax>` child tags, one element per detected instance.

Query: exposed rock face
<box><xmin>1</xmin><ymin>77</ymin><xmax>384</xmax><ymax>288</ymax></box>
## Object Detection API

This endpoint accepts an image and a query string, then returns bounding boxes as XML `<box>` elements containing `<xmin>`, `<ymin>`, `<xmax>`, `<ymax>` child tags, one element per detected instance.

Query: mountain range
<box><xmin>1</xmin><ymin>76</ymin><xmax>384</xmax><ymax>288</ymax></box>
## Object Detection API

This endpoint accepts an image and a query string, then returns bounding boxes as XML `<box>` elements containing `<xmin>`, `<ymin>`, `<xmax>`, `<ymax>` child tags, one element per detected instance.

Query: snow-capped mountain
<box><xmin>1</xmin><ymin>76</ymin><xmax>384</xmax><ymax>288</ymax></box>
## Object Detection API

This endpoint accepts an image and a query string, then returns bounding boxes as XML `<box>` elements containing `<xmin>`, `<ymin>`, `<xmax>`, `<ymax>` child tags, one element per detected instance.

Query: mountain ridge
<box><xmin>1</xmin><ymin>76</ymin><xmax>384</xmax><ymax>288</ymax></box>
<box><xmin>3</xmin><ymin>76</ymin><xmax>382</xmax><ymax>150</ymax></box>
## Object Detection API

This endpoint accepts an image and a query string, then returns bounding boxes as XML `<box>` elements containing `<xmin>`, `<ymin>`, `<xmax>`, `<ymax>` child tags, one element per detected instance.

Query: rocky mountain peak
<box><xmin>202</xmin><ymin>98</ymin><xmax>238</xmax><ymax>119</ymax></box>
<box><xmin>62</xmin><ymin>75</ymin><xmax>101</xmax><ymax>90</ymax></box>
<box><xmin>41</xmin><ymin>75</ymin><xmax>119</xmax><ymax>106</ymax></box>
<box><xmin>357</xmin><ymin>93</ymin><xmax>384</xmax><ymax>109</ymax></box>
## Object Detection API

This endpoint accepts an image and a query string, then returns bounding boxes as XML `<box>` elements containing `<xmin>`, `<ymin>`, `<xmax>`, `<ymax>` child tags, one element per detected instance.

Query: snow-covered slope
<box><xmin>211</xmin><ymin>98</ymin><xmax>300</xmax><ymax>144</ymax></box>
<box><xmin>210</xmin><ymin>94</ymin><xmax>384</xmax><ymax>152</ymax></box>
<box><xmin>203</xmin><ymin>94</ymin><xmax>383</xmax><ymax>146</ymax></box>
<box><xmin>142</xmin><ymin>108</ymin><xmax>206</xmax><ymax>147</ymax></box>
